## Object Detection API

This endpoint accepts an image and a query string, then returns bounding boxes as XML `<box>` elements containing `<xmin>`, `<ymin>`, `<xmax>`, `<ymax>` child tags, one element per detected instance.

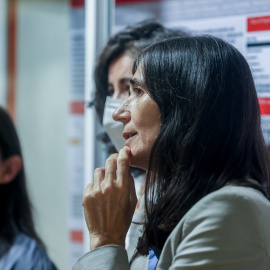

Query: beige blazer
<box><xmin>73</xmin><ymin>185</ymin><xmax>270</xmax><ymax>270</ymax></box>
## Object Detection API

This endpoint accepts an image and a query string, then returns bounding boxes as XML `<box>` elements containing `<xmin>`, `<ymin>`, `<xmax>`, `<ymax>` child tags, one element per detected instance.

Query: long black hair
<box><xmin>0</xmin><ymin>107</ymin><xmax>45</xmax><ymax>258</ymax></box>
<box><xmin>133</xmin><ymin>36</ymin><xmax>270</xmax><ymax>255</ymax></box>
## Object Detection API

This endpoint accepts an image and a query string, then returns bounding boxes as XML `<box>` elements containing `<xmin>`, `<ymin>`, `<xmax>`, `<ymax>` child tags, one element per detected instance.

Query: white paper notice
<box><xmin>246</xmin><ymin>15</ymin><xmax>270</xmax><ymax>96</ymax></box>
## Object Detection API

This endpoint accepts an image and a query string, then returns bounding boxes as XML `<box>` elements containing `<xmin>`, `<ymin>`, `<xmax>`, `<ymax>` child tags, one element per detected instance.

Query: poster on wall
<box><xmin>68</xmin><ymin>0</ymin><xmax>85</xmax><ymax>267</ymax></box>
<box><xmin>115</xmin><ymin>0</ymin><xmax>270</xmax><ymax>147</ymax></box>
<box><xmin>166</xmin><ymin>14</ymin><xmax>270</xmax><ymax>96</ymax></box>
<box><xmin>167</xmin><ymin>14</ymin><xmax>270</xmax><ymax>147</ymax></box>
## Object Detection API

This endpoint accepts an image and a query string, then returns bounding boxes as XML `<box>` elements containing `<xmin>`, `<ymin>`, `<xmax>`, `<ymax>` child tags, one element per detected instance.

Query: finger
<box><xmin>104</xmin><ymin>153</ymin><xmax>118</xmax><ymax>183</ymax></box>
<box><xmin>94</xmin><ymin>167</ymin><xmax>105</xmax><ymax>186</ymax></box>
<box><xmin>117</xmin><ymin>146</ymin><xmax>131</xmax><ymax>187</ymax></box>
<box><xmin>82</xmin><ymin>183</ymin><xmax>94</xmax><ymax>206</ymax></box>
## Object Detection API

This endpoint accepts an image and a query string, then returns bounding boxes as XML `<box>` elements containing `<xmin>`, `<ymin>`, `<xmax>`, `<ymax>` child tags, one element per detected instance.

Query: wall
<box><xmin>16</xmin><ymin>0</ymin><xmax>69</xmax><ymax>268</ymax></box>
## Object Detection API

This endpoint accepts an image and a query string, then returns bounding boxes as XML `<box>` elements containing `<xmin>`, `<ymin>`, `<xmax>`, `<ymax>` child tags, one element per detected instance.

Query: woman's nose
<box><xmin>112</xmin><ymin>99</ymin><xmax>131</xmax><ymax>124</ymax></box>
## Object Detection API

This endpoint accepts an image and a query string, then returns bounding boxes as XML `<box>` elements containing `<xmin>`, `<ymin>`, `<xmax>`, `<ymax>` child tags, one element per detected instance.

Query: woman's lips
<box><xmin>123</xmin><ymin>132</ymin><xmax>137</xmax><ymax>140</ymax></box>
<box><xmin>123</xmin><ymin>132</ymin><xmax>137</xmax><ymax>146</ymax></box>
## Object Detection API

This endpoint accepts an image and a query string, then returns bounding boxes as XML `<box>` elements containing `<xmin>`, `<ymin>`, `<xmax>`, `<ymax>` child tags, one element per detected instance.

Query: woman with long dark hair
<box><xmin>0</xmin><ymin>107</ymin><xmax>57</xmax><ymax>269</ymax></box>
<box><xmin>94</xmin><ymin>20</ymin><xmax>186</xmax><ymax>267</ymax></box>
<box><xmin>74</xmin><ymin>36</ymin><xmax>270</xmax><ymax>269</ymax></box>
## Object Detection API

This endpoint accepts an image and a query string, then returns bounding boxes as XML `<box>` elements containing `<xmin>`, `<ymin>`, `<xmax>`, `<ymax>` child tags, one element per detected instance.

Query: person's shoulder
<box><xmin>160</xmin><ymin>185</ymin><xmax>270</xmax><ymax>268</ymax></box>
<box><xmin>19</xmin><ymin>234</ymin><xmax>57</xmax><ymax>269</ymax></box>
<box><xmin>187</xmin><ymin>185</ymin><xmax>269</xmax><ymax>218</ymax></box>
<box><xmin>191</xmin><ymin>185</ymin><xmax>269</xmax><ymax>214</ymax></box>
<box><xmin>182</xmin><ymin>185</ymin><xmax>270</xmax><ymax>238</ymax></box>
<box><xmin>0</xmin><ymin>233</ymin><xmax>57</xmax><ymax>270</ymax></box>
<box><xmin>160</xmin><ymin>188</ymin><xmax>270</xmax><ymax>269</ymax></box>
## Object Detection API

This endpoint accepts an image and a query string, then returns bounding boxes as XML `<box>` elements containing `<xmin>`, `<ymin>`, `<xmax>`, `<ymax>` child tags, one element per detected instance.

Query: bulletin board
<box><xmin>115</xmin><ymin>0</ymin><xmax>270</xmax><ymax>147</ymax></box>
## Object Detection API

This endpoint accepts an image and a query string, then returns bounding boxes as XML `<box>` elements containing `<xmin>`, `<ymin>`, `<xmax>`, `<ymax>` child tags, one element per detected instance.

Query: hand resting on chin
<box><xmin>82</xmin><ymin>146</ymin><xmax>137</xmax><ymax>250</ymax></box>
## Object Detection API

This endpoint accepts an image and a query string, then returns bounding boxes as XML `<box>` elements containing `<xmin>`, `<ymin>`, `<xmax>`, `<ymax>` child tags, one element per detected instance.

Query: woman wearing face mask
<box><xmin>74</xmin><ymin>36</ymin><xmax>270</xmax><ymax>269</ymax></box>
<box><xmin>93</xmin><ymin>20</ymin><xmax>186</xmax><ymax>265</ymax></box>
<box><xmin>0</xmin><ymin>107</ymin><xmax>57</xmax><ymax>270</ymax></box>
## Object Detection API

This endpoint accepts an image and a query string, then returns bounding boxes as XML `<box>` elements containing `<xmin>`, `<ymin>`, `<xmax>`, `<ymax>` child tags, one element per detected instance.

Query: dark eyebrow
<box><xmin>130</xmin><ymin>78</ymin><xmax>142</xmax><ymax>86</ymax></box>
<box><xmin>108</xmin><ymin>78</ymin><xmax>130</xmax><ymax>85</ymax></box>
<box><xmin>119</xmin><ymin>78</ymin><xmax>131</xmax><ymax>84</ymax></box>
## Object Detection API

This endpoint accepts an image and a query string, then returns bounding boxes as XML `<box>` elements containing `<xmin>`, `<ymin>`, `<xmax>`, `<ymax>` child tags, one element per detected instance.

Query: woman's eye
<box><xmin>134</xmin><ymin>88</ymin><xmax>143</xmax><ymax>95</ymax></box>
<box><xmin>129</xmin><ymin>86</ymin><xmax>144</xmax><ymax>97</ymax></box>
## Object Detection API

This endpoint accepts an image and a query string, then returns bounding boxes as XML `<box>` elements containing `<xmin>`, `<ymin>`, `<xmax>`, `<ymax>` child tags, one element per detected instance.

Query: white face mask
<box><xmin>103</xmin><ymin>96</ymin><xmax>126</xmax><ymax>152</ymax></box>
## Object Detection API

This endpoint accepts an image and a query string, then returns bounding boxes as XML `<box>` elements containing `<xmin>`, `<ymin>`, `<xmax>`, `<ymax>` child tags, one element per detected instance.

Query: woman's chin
<box><xmin>129</xmin><ymin>151</ymin><xmax>148</xmax><ymax>171</ymax></box>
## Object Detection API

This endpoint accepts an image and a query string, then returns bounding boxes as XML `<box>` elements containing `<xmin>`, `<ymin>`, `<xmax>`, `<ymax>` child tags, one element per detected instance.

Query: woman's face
<box><xmin>108</xmin><ymin>54</ymin><xmax>133</xmax><ymax>100</ymax></box>
<box><xmin>113</xmin><ymin>66</ymin><xmax>161</xmax><ymax>170</ymax></box>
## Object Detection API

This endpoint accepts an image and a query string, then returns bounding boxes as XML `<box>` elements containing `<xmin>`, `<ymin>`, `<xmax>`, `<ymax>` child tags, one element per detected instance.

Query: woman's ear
<box><xmin>0</xmin><ymin>155</ymin><xmax>23</xmax><ymax>184</ymax></box>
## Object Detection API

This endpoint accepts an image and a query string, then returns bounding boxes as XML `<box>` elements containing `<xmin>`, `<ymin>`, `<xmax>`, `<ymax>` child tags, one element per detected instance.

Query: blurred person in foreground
<box><xmin>0</xmin><ymin>107</ymin><xmax>57</xmax><ymax>270</ymax></box>
<box><xmin>75</xmin><ymin>36</ymin><xmax>270</xmax><ymax>269</ymax></box>
<box><xmin>92</xmin><ymin>20</ymin><xmax>186</xmax><ymax>267</ymax></box>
